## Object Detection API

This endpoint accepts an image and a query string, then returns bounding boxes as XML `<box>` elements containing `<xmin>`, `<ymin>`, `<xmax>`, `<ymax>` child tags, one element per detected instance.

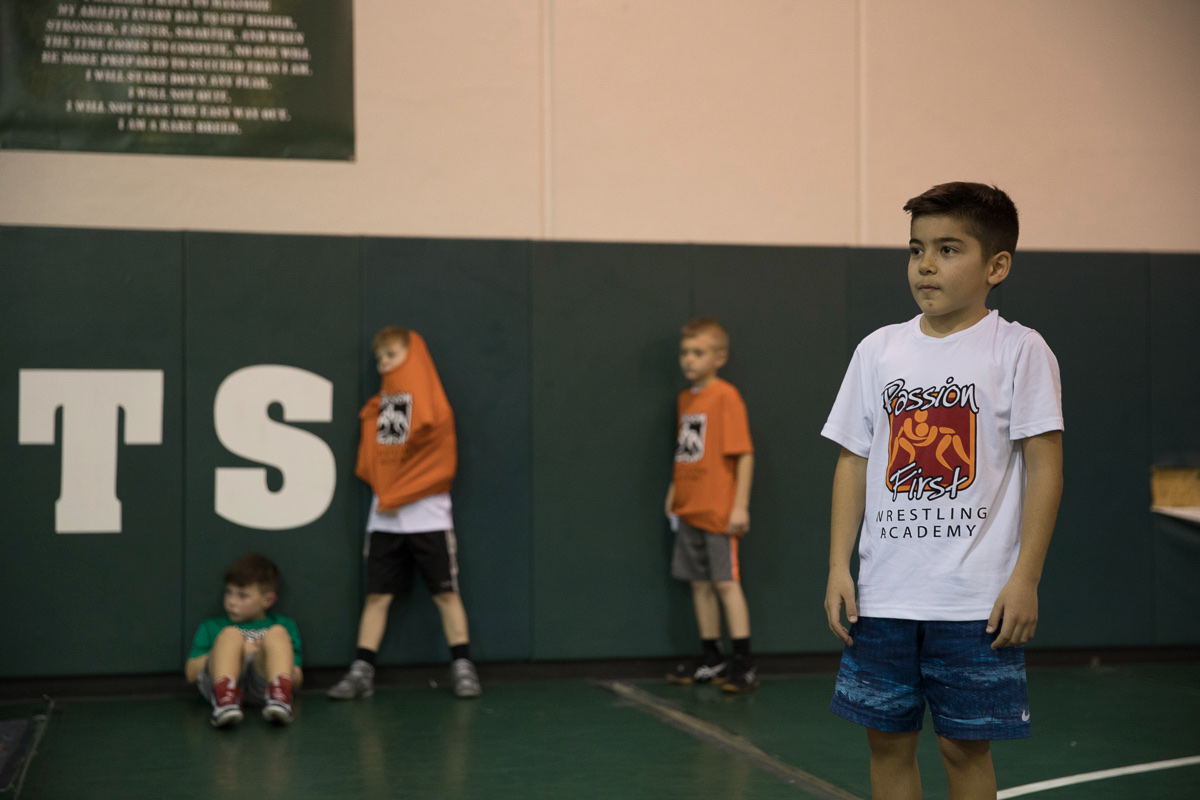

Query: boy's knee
<box><xmin>431</xmin><ymin>591</ymin><xmax>462</xmax><ymax>607</ymax></box>
<box><xmin>867</xmin><ymin>728</ymin><xmax>919</xmax><ymax>760</ymax></box>
<box><xmin>263</xmin><ymin>624</ymin><xmax>291</xmax><ymax>644</ymax></box>
<box><xmin>714</xmin><ymin>581</ymin><xmax>742</xmax><ymax>597</ymax></box>
<box><xmin>214</xmin><ymin>625</ymin><xmax>245</xmax><ymax>646</ymax></box>
<box><xmin>365</xmin><ymin>593</ymin><xmax>394</xmax><ymax>609</ymax></box>
<box><xmin>937</xmin><ymin>736</ymin><xmax>990</xmax><ymax>769</ymax></box>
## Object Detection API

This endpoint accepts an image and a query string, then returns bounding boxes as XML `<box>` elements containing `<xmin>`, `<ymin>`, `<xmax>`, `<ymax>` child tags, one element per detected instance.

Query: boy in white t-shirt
<box><xmin>822</xmin><ymin>182</ymin><xmax>1063</xmax><ymax>799</ymax></box>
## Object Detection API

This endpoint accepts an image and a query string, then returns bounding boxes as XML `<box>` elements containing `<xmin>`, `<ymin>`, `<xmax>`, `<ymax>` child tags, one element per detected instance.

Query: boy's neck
<box><xmin>691</xmin><ymin>373</ymin><xmax>719</xmax><ymax>389</ymax></box>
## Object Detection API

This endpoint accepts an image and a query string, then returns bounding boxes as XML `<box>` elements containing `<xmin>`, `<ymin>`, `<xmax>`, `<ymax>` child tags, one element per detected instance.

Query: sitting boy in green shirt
<box><xmin>185</xmin><ymin>554</ymin><xmax>304</xmax><ymax>728</ymax></box>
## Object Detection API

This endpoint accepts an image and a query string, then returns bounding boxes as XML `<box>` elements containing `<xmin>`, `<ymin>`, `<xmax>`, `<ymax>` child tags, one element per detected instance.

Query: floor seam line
<box><xmin>597</xmin><ymin>681</ymin><xmax>863</xmax><ymax>800</ymax></box>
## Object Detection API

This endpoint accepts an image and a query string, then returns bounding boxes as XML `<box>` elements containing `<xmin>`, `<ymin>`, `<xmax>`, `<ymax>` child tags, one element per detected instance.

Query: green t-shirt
<box><xmin>187</xmin><ymin>612</ymin><xmax>303</xmax><ymax>666</ymax></box>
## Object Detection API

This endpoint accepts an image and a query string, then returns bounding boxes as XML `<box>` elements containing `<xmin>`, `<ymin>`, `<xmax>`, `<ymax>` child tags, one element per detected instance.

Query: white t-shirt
<box><xmin>821</xmin><ymin>311</ymin><xmax>1063</xmax><ymax>620</ymax></box>
<box><xmin>366</xmin><ymin>491</ymin><xmax>453</xmax><ymax>534</ymax></box>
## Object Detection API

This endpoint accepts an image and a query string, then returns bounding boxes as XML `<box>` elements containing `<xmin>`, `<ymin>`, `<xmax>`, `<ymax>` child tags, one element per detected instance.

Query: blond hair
<box><xmin>681</xmin><ymin>317</ymin><xmax>729</xmax><ymax>351</ymax></box>
<box><xmin>371</xmin><ymin>326</ymin><xmax>411</xmax><ymax>352</ymax></box>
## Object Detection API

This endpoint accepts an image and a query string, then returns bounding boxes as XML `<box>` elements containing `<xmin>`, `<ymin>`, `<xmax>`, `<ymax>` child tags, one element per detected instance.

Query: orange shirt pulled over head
<box><xmin>355</xmin><ymin>332</ymin><xmax>457</xmax><ymax>510</ymax></box>
<box><xmin>671</xmin><ymin>378</ymin><xmax>753</xmax><ymax>533</ymax></box>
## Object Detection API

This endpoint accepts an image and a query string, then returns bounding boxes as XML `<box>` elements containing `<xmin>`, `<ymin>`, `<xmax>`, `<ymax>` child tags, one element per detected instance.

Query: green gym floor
<box><xmin>3</xmin><ymin>661</ymin><xmax>1198</xmax><ymax>799</ymax></box>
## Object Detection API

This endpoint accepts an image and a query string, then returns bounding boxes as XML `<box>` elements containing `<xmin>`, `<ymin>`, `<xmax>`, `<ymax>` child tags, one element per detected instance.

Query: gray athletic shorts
<box><xmin>197</xmin><ymin>654</ymin><xmax>269</xmax><ymax>705</ymax></box>
<box><xmin>671</xmin><ymin>518</ymin><xmax>740</xmax><ymax>583</ymax></box>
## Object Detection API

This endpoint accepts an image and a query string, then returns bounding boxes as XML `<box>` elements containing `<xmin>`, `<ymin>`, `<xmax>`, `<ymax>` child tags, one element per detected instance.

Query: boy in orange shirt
<box><xmin>665</xmin><ymin>318</ymin><xmax>758</xmax><ymax>694</ymax></box>
<box><xmin>328</xmin><ymin>326</ymin><xmax>480</xmax><ymax>700</ymax></box>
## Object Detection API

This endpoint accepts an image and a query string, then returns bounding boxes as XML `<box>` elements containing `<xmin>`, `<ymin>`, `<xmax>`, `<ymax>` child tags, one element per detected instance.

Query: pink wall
<box><xmin>1</xmin><ymin>0</ymin><xmax>1197</xmax><ymax>251</ymax></box>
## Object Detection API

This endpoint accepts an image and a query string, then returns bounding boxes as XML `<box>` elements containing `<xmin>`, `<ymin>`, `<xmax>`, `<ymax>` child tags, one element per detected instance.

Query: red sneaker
<box><xmin>263</xmin><ymin>673</ymin><xmax>294</xmax><ymax>725</ymax></box>
<box><xmin>210</xmin><ymin>675</ymin><xmax>244</xmax><ymax>728</ymax></box>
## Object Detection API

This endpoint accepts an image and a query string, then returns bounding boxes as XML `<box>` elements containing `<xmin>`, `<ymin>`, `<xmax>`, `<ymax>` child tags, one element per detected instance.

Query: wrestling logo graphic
<box><xmin>882</xmin><ymin>378</ymin><xmax>977</xmax><ymax>501</ymax></box>
<box><xmin>675</xmin><ymin>413</ymin><xmax>706</xmax><ymax>463</ymax></box>
<box><xmin>377</xmin><ymin>391</ymin><xmax>413</xmax><ymax>445</ymax></box>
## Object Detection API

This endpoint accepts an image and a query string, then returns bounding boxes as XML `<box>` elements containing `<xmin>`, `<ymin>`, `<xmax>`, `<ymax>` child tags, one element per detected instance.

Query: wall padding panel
<box><xmin>691</xmin><ymin>245</ymin><xmax>847</xmax><ymax>652</ymax></box>
<box><xmin>361</xmin><ymin>238</ymin><xmax>533</xmax><ymax>664</ymax></box>
<box><xmin>183</xmin><ymin>232</ymin><xmax>362</xmax><ymax>668</ymax></box>
<box><xmin>530</xmin><ymin>242</ymin><xmax>694</xmax><ymax>659</ymax></box>
<box><xmin>1001</xmin><ymin>251</ymin><xmax>1154</xmax><ymax>647</ymax></box>
<box><xmin>0</xmin><ymin>227</ymin><xmax>183</xmax><ymax>677</ymax></box>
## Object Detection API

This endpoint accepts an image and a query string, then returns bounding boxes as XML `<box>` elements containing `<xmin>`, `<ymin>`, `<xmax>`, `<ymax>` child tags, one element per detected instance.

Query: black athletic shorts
<box><xmin>365</xmin><ymin>530</ymin><xmax>460</xmax><ymax>597</ymax></box>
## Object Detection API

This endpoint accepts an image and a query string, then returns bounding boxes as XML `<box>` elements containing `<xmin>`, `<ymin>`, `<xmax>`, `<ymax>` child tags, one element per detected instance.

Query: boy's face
<box><xmin>908</xmin><ymin>214</ymin><xmax>1010</xmax><ymax>333</ymax></box>
<box><xmin>375</xmin><ymin>340</ymin><xmax>409</xmax><ymax>374</ymax></box>
<box><xmin>679</xmin><ymin>333</ymin><xmax>727</xmax><ymax>387</ymax></box>
<box><xmin>223</xmin><ymin>582</ymin><xmax>275</xmax><ymax>623</ymax></box>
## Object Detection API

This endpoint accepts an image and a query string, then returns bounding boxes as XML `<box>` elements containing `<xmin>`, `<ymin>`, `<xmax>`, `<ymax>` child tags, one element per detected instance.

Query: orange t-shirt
<box><xmin>355</xmin><ymin>332</ymin><xmax>457</xmax><ymax>510</ymax></box>
<box><xmin>671</xmin><ymin>378</ymin><xmax>753</xmax><ymax>533</ymax></box>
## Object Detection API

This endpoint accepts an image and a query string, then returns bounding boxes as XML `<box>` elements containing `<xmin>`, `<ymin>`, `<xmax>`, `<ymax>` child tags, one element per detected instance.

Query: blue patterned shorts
<box><xmin>830</xmin><ymin>617</ymin><xmax>1031</xmax><ymax>740</ymax></box>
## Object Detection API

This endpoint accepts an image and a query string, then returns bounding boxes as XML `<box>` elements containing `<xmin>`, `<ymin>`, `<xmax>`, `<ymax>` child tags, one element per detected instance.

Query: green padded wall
<box><xmin>0</xmin><ymin>227</ymin><xmax>183</xmax><ymax>677</ymax></box>
<box><xmin>183</xmin><ymin>232</ymin><xmax>363</xmax><ymax>668</ymax></box>
<box><xmin>530</xmin><ymin>242</ymin><xmax>694</xmax><ymax>659</ymax></box>
<box><xmin>360</xmin><ymin>238</ymin><xmax>533</xmax><ymax>664</ymax></box>
<box><xmin>1149</xmin><ymin>254</ymin><xmax>1200</xmax><ymax>462</ymax></box>
<box><xmin>1002</xmin><ymin>251</ymin><xmax>1155</xmax><ymax>647</ymax></box>
<box><xmin>1149</xmin><ymin>254</ymin><xmax>1200</xmax><ymax>643</ymax></box>
<box><xmin>2</xmin><ymin>224</ymin><xmax>1198</xmax><ymax>679</ymax></box>
<box><xmin>691</xmin><ymin>245</ymin><xmax>847</xmax><ymax>652</ymax></box>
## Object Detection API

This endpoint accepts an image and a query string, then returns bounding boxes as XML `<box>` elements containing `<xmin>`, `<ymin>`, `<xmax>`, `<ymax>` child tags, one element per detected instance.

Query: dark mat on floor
<box><xmin>0</xmin><ymin>719</ymin><xmax>34</xmax><ymax>792</ymax></box>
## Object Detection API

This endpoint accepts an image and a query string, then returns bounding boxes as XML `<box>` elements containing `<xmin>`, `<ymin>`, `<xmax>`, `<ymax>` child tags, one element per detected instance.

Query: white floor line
<box><xmin>997</xmin><ymin>754</ymin><xmax>1200</xmax><ymax>798</ymax></box>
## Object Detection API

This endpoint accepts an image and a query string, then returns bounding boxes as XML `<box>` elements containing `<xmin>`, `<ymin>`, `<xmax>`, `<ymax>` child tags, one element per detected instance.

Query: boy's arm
<box><xmin>185</xmin><ymin>655</ymin><xmax>207</xmax><ymax>684</ymax></box>
<box><xmin>825</xmin><ymin>448</ymin><xmax>867</xmax><ymax>645</ymax></box>
<box><xmin>726</xmin><ymin>453</ymin><xmax>754</xmax><ymax>535</ymax></box>
<box><xmin>664</xmin><ymin>481</ymin><xmax>675</xmax><ymax>518</ymax></box>
<box><xmin>988</xmin><ymin>430</ymin><xmax>1063</xmax><ymax>649</ymax></box>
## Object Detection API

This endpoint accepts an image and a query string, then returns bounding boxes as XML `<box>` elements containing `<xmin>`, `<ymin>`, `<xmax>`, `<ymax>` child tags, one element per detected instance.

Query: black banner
<box><xmin>0</xmin><ymin>0</ymin><xmax>354</xmax><ymax>160</ymax></box>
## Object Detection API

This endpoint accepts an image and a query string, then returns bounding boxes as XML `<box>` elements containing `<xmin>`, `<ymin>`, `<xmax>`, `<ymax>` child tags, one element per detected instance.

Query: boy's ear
<box><xmin>264</xmin><ymin>590</ymin><xmax>278</xmax><ymax>609</ymax></box>
<box><xmin>715</xmin><ymin>348</ymin><xmax>729</xmax><ymax>368</ymax></box>
<box><xmin>987</xmin><ymin>251</ymin><xmax>1011</xmax><ymax>286</ymax></box>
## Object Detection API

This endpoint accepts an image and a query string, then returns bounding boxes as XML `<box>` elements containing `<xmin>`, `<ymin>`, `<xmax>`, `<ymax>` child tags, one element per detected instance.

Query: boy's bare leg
<box><xmin>938</xmin><ymin>737</ymin><xmax>996</xmax><ymax>800</ymax></box>
<box><xmin>356</xmin><ymin>593</ymin><xmax>394</xmax><ymax>651</ymax></box>
<box><xmin>432</xmin><ymin>592</ymin><xmax>469</xmax><ymax>646</ymax></box>
<box><xmin>867</xmin><ymin>729</ymin><xmax>921</xmax><ymax>800</ymax></box>
<box><xmin>255</xmin><ymin>624</ymin><xmax>295</xmax><ymax>680</ymax></box>
<box><xmin>690</xmin><ymin>581</ymin><xmax>721</xmax><ymax>639</ymax></box>
<box><xmin>329</xmin><ymin>599</ymin><xmax>387</xmax><ymax>699</ymax></box>
<box><xmin>714</xmin><ymin>581</ymin><xmax>750</xmax><ymax>638</ymax></box>
<box><xmin>207</xmin><ymin>626</ymin><xmax>248</xmax><ymax>679</ymax></box>
<box><xmin>433</xmin><ymin>592</ymin><xmax>481</xmax><ymax>698</ymax></box>
<box><xmin>255</xmin><ymin>625</ymin><xmax>297</xmax><ymax>723</ymax></box>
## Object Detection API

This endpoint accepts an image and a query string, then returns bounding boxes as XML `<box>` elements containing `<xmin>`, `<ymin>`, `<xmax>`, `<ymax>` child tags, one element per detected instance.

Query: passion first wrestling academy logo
<box><xmin>883</xmin><ymin>378</ymin><xmax>977</xmax><ymax>501</ymax></box>
<box><xmin>675</xmin><ymin>413</ymin><xmax>706</xmax><ymax>463</ymax></box>
<box><xmin>377</xmin><ymin>391</ymin><xmax>413</xmax><ymax>445</ymax></box>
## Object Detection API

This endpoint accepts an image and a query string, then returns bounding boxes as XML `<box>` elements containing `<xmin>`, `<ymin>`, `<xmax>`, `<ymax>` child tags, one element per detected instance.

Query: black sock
<box><xmin>701</xmin><ymin>638</ymin><xmax>722</xmax><ymax>661</ymax></box>
<box><xmin>732</xmin><ymin>637</ymin><xmax>751</xmax><ymax>659</ymax></box>
<box><xmin>356</xmin><ymin>647</ymin><xmax>377</xmax><ymax>666</ymax></box>
<box><xmin>450</xmin><ymin>643</ymin><xmax>470</xmax><ymax>661</ymax></box>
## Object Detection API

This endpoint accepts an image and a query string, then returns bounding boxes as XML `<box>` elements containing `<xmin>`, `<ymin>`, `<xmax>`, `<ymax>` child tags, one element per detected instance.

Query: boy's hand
<box><xmin>987</xmin><ymin>577</ymin><xmax>1038</xmax><ymax>648</ymax></box>
<box><xmin>824</xmin><ymin>570</ymin><xmax>858</xmax><ymax>646</ymax></box>
<box><xmin>726</xmin><ymin>507</ymin><xmax>749</xmax><ymax>536</ymax></box>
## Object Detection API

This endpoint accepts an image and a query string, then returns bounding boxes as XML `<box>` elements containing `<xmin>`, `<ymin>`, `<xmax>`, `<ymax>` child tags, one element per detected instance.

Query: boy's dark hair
<box><xmin>681</xmin><ymin>318</ymin><xmax>729</xmax><ymax>351</ymax></box>
<box><xmin>372</xmin><ymin>326</ymin><xmax>411</xmax><ymax>352</ymax></box>
<box><xmin>903</xmin><ymin>182</ymin><xmax>1019</xmax><ymax>258</ymax></box>
<box><xmin>225</xmin><ymin>553</ymin><xmax>281</xmax><ymax>594</ymax></box>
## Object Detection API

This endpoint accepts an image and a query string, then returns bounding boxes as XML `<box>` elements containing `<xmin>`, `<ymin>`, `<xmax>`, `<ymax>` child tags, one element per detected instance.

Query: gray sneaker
<box><xmin>327</xmin><ymin>659</ymin><xmax>375</xmax><ymax>700</ymax></box>
<box><xmin>451</xmin><ymin>658</ymin><xmax>481</xmax><ymax>698</ymax></box>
